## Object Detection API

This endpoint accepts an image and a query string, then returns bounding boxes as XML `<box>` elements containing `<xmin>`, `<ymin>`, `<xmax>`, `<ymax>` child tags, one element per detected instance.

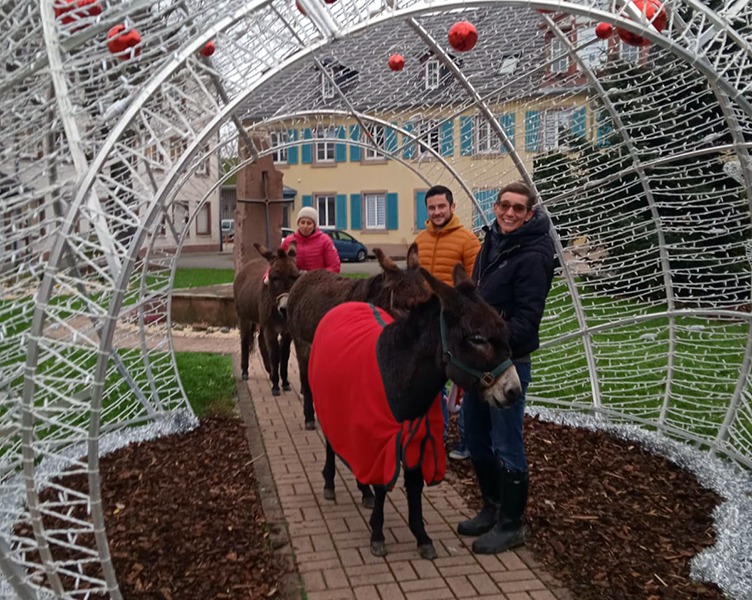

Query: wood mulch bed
<box><xmin>17</xmin><ymin>412</ymin><xmax>728</xmax><ymax>599</ymax></box>
<box><xmin>446</xmin><ymin>413</ymin><xmax>725</xmax><ymax>600</ymax></box>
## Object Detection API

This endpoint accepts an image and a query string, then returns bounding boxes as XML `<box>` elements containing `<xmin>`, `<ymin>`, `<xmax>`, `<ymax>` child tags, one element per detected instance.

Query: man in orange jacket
<box><xmin>415</xmin><ymin>185</ymin><xmax>480</xmax><ymax>459</ymax></box>
<box><xmin>415</xmin><ymin>185</ymin><xmax>480</xmax><ymax>285</ymax></box>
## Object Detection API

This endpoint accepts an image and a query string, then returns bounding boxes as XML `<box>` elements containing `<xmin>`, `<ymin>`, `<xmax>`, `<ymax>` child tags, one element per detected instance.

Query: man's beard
<box><xmin>432</xmin><ymin>215</ymin><xmax>452</xmax><ymax>228</ymax></box>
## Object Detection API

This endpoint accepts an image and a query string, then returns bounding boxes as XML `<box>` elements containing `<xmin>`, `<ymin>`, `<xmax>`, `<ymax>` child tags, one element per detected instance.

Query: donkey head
<box><xmin>371</xmin><ymin>243</ymin><xmax>432</xmax><ymax>318</ymax></box>
<box><xmin>422</xmin><ymin>263</ymin><xmax>521</xmax><ymax>408</ymax></box>
<box><xmin>254</xmin><ymin>242</ymin><xmax>300</xmax><ymax>314</ymax></box>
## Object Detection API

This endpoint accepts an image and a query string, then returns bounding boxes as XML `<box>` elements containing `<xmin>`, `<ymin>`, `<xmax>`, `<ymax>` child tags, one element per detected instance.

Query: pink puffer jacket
<box><xmin>282</xmin><ymin>229</ymin><xmax>341</xmax><ymax>273</ymax></box>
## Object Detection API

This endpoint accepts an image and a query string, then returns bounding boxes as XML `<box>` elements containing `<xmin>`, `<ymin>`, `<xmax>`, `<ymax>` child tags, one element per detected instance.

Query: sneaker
<box><xmin>448</xmin><ymin>446</ymin><xmax>471</xmax><ymax>461</ymax></box>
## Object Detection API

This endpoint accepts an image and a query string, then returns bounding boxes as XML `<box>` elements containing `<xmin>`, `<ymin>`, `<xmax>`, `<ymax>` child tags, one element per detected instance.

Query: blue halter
<box><xmin>439</xmin><ymin>309</ymin><xmax>513</xmax><ymax>387</ymax></box>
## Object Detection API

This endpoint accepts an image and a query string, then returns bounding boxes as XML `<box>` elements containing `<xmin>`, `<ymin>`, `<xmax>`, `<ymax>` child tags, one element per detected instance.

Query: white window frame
<box><xmin>196</xmin><ymin>203</ymin><xmax>210</xmax><ymax>235</ymax></box>
<box><xmin>364</xmin><ymin>193</ymin><xmax>386</xmax><ymax>230</ymax></box>
<box><xmin>270</xmin><ymin>130</ymin><xmax>288</xmax><ymax>164</ymax></box>
<box><xmin>316</xmin><ymin>194</ymin><xmax>336</xmax><ymax>229</ymax></box>
<box><xmin>321</xmin><ymin>72</ymin><xmax>336</xmax><ymax>99</ymax></box>
<box><xmin>169</xmin><ymin>137</ymin><xmax>187</xmax><ymax>163</ymax></box>
<box><xmin>196</xmin><ymin>143</ymin><xmax>210</xmax><ymax>177</ymax></box>
<box><xmin>363</xmin><ymin>123</ymin><xmax>385</xmax><ymax>160</ymax></box>
<box><xmin>549</xmin><ymin>37</ymin><xmax>569</xmax><ymax>74</ymax></box>
<box><xmin>314</xmin><ymin>126</ymin><xmax>336</xmax><ymax>163</ymax></box>
<box><xmin>416</xmin><ymin>119</ymin><xmax>441</xmax><ymax>157</ymax></box>
<box><xmin>474</xmin><ymin>115</ymin><xmax>499</xmax><ymax>154</ymax></box>
<box><xmin>424</xmin><ymin>59</ymin><xmax>440</xmax><ymax>90</ymax></box>
<box><xmin>621</xmin><ymin>40</ymin><xmax>640</xmax><ymax>65</ymax></box>
<box><xmin>543</xmin><ymin>109</ymin><xmax>573</xmax><ymax>151</ymax></box>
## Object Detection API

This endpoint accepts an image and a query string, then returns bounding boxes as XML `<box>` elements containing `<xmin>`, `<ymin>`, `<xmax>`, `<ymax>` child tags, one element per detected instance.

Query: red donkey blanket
<box><xmin>309</xmin><ymin>302</ymin><xmax>445</xmax><ymax>490</ymax></box>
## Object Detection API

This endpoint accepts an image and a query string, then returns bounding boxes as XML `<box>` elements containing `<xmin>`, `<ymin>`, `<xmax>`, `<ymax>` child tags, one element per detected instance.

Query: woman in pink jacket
<box><xmin>282</xmin><ymin>207</ymin><xmax>341</xmax><ymax>273</ymax></box>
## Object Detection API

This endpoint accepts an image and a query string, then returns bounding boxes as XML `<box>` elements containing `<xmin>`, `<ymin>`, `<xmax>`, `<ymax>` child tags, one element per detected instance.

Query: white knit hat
<box><xmin>297</xmin><ymin>206</ymin><xmax>319</xmax><ymax>227</ymax></box>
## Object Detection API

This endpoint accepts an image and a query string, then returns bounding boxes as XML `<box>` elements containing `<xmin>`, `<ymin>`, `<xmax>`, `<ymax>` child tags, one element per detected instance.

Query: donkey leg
<box><xmin>404</xmin><ymin>468</ymin><xmax>436</xmax><ymax>560</ymax></box>
<box><xmin>369</xmin><ymin>486</ymin><xmax>388</xmax><ymax>557</ymax></box>
<box><xmin>258</xmin><ymin>329</ymin><xmax>271</xmax><ymax>374</ymax></box>
<box><xmin>357</xmin><ymin>481</ymin><xmax>375</xmax><ymax>509</ymax></box>
<box><xmin>265</xmin><ymin>331</ymin><xmax>281</xmax><ymax>396</ymax></box>
<box><xmin>280</xmin><ymin>332</ymin><xmax>292</xmax><ymax>391</ymax></box>
<box><xmin>298</xmin><ymin>354</ymin><xmax>316</xmax><ymax>429</ymax></box>
<box><xmin>239</xmin><ymin>321</ymin><xmax>254</xmax><ymax>381</ymax></box>
<box><xmin>322</xmin><ymin>440</ymin><xmax>336</xmax><ymax>501</ymax></box>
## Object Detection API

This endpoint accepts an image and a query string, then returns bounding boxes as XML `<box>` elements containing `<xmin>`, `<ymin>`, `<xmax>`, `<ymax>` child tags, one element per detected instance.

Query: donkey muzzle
<box><xmin>276</xmin><ymin>292</ymin><xmax>290</xmax><ymax>315</ymax></box>
<box><xmin>482</xmin><ymin>363</ymin><xmax>522</xmax><ymax>408</ymax></box>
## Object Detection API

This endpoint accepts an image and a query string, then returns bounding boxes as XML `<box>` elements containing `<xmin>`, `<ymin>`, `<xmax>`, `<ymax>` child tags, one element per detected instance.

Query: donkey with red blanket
<box><xmin>309</xmin><ymin>264</ymin><xmax>521</xmax><ymax>560</ymax></box>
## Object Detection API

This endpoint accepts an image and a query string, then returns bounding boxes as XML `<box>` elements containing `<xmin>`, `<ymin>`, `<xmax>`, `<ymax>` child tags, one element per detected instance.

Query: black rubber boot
<box><xmin>457</xmin><ymin>460</ymin><xmax>502</xmax><ymax>537</ymax></box>
<box><xmin>472</xmin><ymin>469</ymin><xmax>528</xmax><ymax>554</ymax></box>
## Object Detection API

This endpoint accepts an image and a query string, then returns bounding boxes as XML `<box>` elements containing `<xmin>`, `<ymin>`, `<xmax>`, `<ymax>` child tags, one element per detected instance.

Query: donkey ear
<box><xmin>286</xmin><ymin>241</ymin><xmax>297</xmax><ymax>258</ymax></box>
<box><xmin>254</xmin><ymin>242</ymin><xmax>274</xmax><ymax>261</ymax></box>
<box><xmin>406</xmin><ymin>242</ymin><xmax>421</xmax><ymax>270</ymax></box>
<box><xmin>452</xmin><ymin>263</ymin><xmax>477</xmax><ymax>294</ymax></box>
<box><xmin>420</xmin><ymin>267</ymin><xmax>456</xmax><ymax>306</ymax></box>
<box><xmin>374</xmin><ymin>248</ymin><xmax>398</xmax><ymax>273</ymax></box>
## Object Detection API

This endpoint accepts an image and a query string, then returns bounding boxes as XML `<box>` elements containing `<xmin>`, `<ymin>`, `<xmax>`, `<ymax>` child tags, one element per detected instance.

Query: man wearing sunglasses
<box><xmin>458</xmin><ymin>181</ymin><xmax>555</xmax><ymax>555</ymax></box>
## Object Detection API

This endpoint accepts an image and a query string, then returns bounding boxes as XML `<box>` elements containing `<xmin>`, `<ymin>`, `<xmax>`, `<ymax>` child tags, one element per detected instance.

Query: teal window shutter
<box><xmin>402</xmin><ymin>122</ymin><xmax>415</xmax><ymax>159</ymax></box>
<box><xmin>302</xmin><ymin>128</ymin><xmax>313</xmax><ymax>164</ymax></box>
<box><xmin>460</xmin><ymin>116</ymin><xmax>474</xmax><ymax>156</ymax></box>
<box><xmin>335</xmin><ymin>194</ymin><xmax>347</xmax><ymax>229</ymax></box>
<box><xmin>302</xmin><ymin>195</ymin><xmax>313</xmax><ymax>207</ymax></box>
<box><xmin>500</xmin><ymin>113</ymin><xmax>515</xmax><ymax>154</ymax></box>
<box><xmin>415</xmin><ymin>191</ymin><xmax>427</xmax><ymax>230</ymax></box>
<box><xmin>571</xmin><ymin>107</ymin><xmax>587</xmax><ymax>139</ymax></box>
<box><xmin>350</xmin><ymin>194</ymin><xmax>362</xmax><ymax>230</ymax></box>
<box><xmin>597</xmin><ymin>109</ymin><xmax>613</xmax><ymax>147</ymax></box>
<box><xmin>287</xmin><ymin>129</ymin><xmax>299</xmax><ymax>165</ymax></box>
<box><xmin>441</xmin><ymin>119</ymin><xmax>454</xmax><ymax>157</ymax></box>
<box><xmin>349</xmin><ymin>125</ymin><xmax>361</xmax><ymax>161</ymax></box>
<box><xmin>473</xmin><ymin>189</ymin><xmax>498</xmax><ymax>229</ymax></box>
<box><xmin>525</xmin><ymin>111</ymin><xmax>541</xmax><ymax>152</ymax></box>
<box><xmin>335</xmin><ymin>126</ymin><xmax>347</xmax><ymax>162</ymax></box>
<box><xmin>385</xmin><ymin>123</ymin><xmax>398</xmax><ymax>157</ymax></box>
<box><xmin>386</xmin><ymin>192</ymin><xmax>399</xmax><ymax>230</ymax></box>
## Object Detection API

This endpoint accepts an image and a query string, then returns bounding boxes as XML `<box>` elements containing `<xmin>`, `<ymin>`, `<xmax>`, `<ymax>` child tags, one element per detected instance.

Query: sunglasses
<box><xmin>496</xmin><ymin>201</ymin><xmax>529</xmax><ymax>215</ymax></box>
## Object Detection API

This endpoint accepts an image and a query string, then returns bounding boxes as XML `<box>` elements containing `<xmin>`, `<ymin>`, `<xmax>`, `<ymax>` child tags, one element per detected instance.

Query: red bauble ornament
<box><xmin>388</xmin><ymin>54</ymin><xmax>405</xmax><ymax>71</ymax></box>
<box><xmin>54</xmin><ymin>0</ymin><xmax>100</xmax><ymax>25</ymax></box>
<box><xmin>595</xmin><ymin>22</ymin><xmax>614</xmax><ymax>39</ymax></box>
<box><xmin>615</xmin><ymin>0</ymin><xmax>667</xmax><ymax>47</ymax></box>
<box><xmin>324</xmin><ymin>0</ymin><xmax>337</xmax><ymax>4</ymax></box>
<box><xmin>448</xmin><ymin>21</ymin><xmax>478</xmax><ymax>52</ymax></box>
<box><xmin>107</xmin><ymin>24</ymin><xmax>141</xmax><ymax>59</ymax></box>
<box><xmin>200</xmin><ymin>40</ymin><xmax>215</xmax><ymax>57</ymax></box>
<box><xmin>536</xmin><ymin>9</ymin><xmax>554</xmax><ymax>13</ymax></box>
<box><xmin>296</xmin><ymin>0</ymin><xmax>306</xmax><ymax>14</ymax></box>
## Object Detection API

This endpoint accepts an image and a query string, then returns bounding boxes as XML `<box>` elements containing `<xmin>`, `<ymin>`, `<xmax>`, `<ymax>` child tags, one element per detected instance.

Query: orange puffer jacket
<box><xmin>415</xmin><ymin>214</ymin><xmax>480</xmax><ymax>285</ymax></box>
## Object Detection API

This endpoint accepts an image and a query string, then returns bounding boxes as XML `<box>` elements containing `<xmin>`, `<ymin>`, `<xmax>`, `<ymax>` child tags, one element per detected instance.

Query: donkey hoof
<box><xmin>370</xmin><ymin>541</ymin><xmax>387</xmax><ymax>557</ymax></box>
<box><xmin>361</xmin><ymin>495</ymin><xmax>375</xmax><ymax>509</ymax></box>
<box><xmin>282</xmin><ymin>382</ymin><xmax>292</xmax><ymax>391</ymax></box>
<box><xmin>418</xmin><ymin>543</ymin><xmax>437</xmax><ymax>560</ymax></box>
<box><xmin>272</xmin><ymin>386</ymin><xmax>281</xmax><ymax>396</ymax></box>
<box><xmin>241</xmin><ymin>372</ymin><xmax>249</xmax><ymax>381</ymax></box>
<box><xmin>323</xmin><ymin>488</ymin><xmax>336</xmax><ymax>501</ymax></box>
<box><xmin>304</xmin><ymin>420</ymin><xmax>316</xmax><ymax>431</ymax></box>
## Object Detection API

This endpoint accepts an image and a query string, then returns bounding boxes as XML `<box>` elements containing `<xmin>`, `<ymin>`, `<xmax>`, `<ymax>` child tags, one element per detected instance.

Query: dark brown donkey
<box><xmin>233</xmin><ymin>243</ymin><xmax>299</xmax><ymax>394</ymax></box>
<box><xmin>285</xmin><ymin>243</ymin><xmax>429</xmax><ymax>431</ymax></box>
<box><xmin>309</xmin><ymin>264</ymin><xmax>521</xmax><ymax>560</ymax></box>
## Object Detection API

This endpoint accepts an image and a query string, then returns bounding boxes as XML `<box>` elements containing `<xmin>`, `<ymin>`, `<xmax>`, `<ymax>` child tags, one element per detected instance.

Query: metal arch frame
<box><xmin>539</xmin><ymin>11</ymin><xmax>752</xmax><ymax>442</ymax></box>
<box><xmin>542</xmin><ymin>15</ymin><xmax>679</xmax><ymax>421</ymax></box>
<box><xmin>13</xmin><ymin>0</ymin><xmax>752</xmax><ymax>594</ymax></box>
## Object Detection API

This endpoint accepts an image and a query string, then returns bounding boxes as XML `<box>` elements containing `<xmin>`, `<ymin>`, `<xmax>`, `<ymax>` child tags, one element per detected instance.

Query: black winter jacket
<box><xmin>472</xmin><ymin>209</ymin><xmax>555</xmax><ymax>359</ymax></box>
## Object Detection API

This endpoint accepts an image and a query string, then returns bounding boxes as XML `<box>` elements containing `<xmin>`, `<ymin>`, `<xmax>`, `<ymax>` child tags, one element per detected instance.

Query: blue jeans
<box><xmin>463</xmin><ymin>362</ymin><xmax>532</xmax><ymax>473</ymax></box>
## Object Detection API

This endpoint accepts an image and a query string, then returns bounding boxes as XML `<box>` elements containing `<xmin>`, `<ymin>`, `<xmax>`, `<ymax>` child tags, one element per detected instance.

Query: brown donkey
<box><xmin>233</xmin><ymin>243</ymin><xmax>299</xmax><ymax>394</ymax></box>
<box><xmin>309</xmin><ymin>264</ymin><xmax>521</xmax><ymax>560</ymax></box>
<box><xmin>285</xmin><ymin>243</ymin><xmax>430</xmax><ymax>430</ymax></box>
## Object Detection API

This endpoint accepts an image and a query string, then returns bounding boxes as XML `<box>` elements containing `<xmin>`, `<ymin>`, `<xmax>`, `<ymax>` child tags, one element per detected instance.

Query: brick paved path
<box><xmin>233</xmin><ymin>340</ymin><xmax>572</xmax><ymax>600</ymax></box>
